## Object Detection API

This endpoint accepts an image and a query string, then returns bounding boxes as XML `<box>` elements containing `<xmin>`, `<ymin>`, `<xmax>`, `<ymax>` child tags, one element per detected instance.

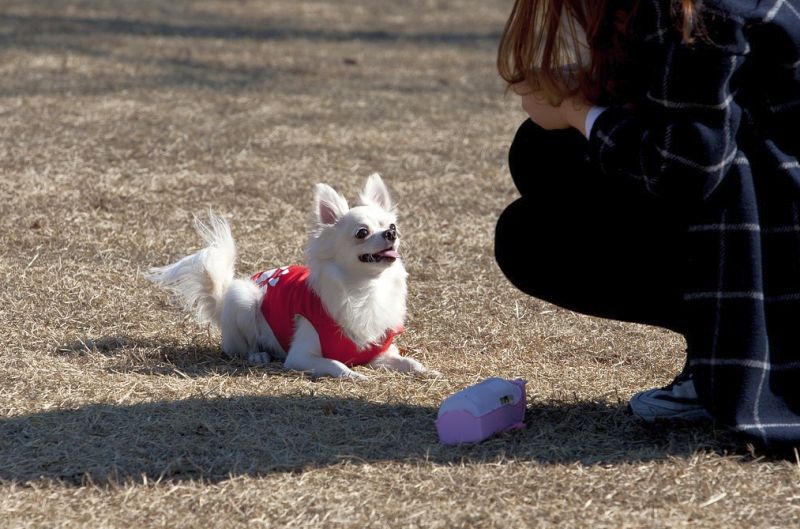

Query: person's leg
<box><xmin>495</xmin><ymin>120</ymin><xmax>711</xmax><ymax>422</ymax></box>
<box><xmin>495</xmin><ymin>121</ymin><xmax>710</xmax><ymax>422</ymax></box>
<box><xmin>495</xmin><ymin>120</ymin><xmax>686</xmax><ymax>333</ymax></box>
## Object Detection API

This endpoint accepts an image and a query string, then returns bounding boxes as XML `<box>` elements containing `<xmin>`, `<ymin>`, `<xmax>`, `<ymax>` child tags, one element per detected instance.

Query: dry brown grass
<box><xmin>1</xmin><ymin>1</ymin><xmax>799</xmax><ymax>527</ymax></box>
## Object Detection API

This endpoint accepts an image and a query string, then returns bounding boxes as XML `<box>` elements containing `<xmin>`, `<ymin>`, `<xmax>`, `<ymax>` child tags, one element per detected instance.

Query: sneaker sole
<box><xmin>627</xmin><ymin>400</ymin><xmax>713</xmax><ymax>424</ymax></box>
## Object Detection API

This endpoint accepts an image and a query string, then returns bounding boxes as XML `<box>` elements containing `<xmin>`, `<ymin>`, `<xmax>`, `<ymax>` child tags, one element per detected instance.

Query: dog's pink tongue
<box><xmin>379</xmin><ymin>249</ymin><xmax>400</xmax><ymax>259</ymax></box>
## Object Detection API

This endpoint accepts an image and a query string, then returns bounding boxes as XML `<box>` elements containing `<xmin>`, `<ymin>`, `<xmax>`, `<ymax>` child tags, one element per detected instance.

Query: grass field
<box><xmin>2</xmin><ymin>0</ymin><xmax>799</xmax><ymax>527</ymax></box>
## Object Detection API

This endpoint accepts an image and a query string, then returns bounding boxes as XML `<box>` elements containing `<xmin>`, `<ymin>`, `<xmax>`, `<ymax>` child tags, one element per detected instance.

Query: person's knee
<box><xmin>494</xmin><ymin>201</ymin><xmax>540</xmax><ymax>295</ymax></box>
<box><xmin>508</xmin><ymin>120</ymin><xmax>587</xmax><ymax>197</ymax></box>
<box><xmin>508</xmin><ymin>120</ymin><xmax>542</xmax><ymax>193</ymax></box>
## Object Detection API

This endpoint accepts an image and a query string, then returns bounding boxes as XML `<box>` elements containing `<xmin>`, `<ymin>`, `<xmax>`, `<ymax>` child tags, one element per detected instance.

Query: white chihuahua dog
<box><xmin>147</xmin><ymin>174</ymin><xmax>429</xmax><ymax>379</ymax></box>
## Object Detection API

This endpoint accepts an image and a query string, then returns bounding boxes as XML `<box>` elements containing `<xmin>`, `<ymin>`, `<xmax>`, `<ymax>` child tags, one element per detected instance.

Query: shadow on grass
<box><xmin>0</xmin><ymin>37</ymin><xmax>283</xmax><ymax>97</ymax></box>
<box><xmin>0</xmin><ymin>12</ymin><xmax>491</xmax><ymax>97</ymax></box>
<box><xmin>0</xmin><ymin>394</ymin><xmax>743</xmax><ymax>486</ymax></box>
<box><xmin>0</xmin><ymin>14</ymin><xmax>501</xmax><ymax>45</ymax></box>
<box><xmin>55</xmin><ymin>335</ymin><xmax>274</xmax><ymax>378</ymax></box>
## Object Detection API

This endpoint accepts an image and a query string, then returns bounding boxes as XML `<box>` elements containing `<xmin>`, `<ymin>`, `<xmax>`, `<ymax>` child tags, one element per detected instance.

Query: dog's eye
<box><xmin>355</xmin><ymin>228</ymin><xmax>369</xmax><ymax>239</ymax></box>
<box><xmin>389</xmin><ymin>224</ymin><xmax>396</xmax><ymax>231</ymax></box>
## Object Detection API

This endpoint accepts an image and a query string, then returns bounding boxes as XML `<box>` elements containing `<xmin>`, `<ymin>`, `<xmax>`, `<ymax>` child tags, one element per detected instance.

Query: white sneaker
<box><xmin>628</xmin><ymin>370</ymin><xmax>713</xmax><ymax>424</ymax></box>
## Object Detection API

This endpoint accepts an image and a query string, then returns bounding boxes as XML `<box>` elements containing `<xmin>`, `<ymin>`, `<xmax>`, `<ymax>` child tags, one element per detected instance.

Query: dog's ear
<box><xmin>359</xmin><ymin>173</ymin><xmax>393</xmax><ymax>211</ymax></box>
<box><xmin>314</xmin><ymin>183</ymin><xmax>349</xmax><ymax>225</ymax></box>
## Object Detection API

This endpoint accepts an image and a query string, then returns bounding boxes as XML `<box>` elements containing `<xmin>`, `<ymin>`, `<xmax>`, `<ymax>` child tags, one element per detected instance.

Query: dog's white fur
<box><xmin>147</xmin><ymin>174</ymin><xmax>429</xmax><ymax>379</ymax></box>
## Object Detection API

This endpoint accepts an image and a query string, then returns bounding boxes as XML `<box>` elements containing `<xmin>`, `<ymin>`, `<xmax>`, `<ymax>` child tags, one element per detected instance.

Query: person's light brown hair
<box><xmin>497</xmin><ymin>0</ymin><xmax>701</xmax><ymax>105</ymax></box>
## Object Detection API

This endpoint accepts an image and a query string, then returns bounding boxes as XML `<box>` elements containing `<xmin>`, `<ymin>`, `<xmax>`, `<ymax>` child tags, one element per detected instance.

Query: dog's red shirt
<box><xmin>251</xmin><ymin>265</ymin><xmax>402</xmax><ymax>366</ymax></box>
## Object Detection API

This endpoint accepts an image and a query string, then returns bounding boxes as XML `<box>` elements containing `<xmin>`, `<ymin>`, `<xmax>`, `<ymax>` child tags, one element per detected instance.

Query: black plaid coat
<box><xmin>588</xmin><ymin>0</ymin><xmax>800</xmax><ymax>445</ymax></box>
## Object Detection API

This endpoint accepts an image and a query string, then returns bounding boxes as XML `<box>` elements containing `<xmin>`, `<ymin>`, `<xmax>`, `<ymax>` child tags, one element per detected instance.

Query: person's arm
<box><xmin>513</xmin><ymin>83</ymin><xmax>588</xmax><ymax>134</ymax></box>
<box><xmin>584</xmin><ymin>106</ymin><xmax>607</xmax><ymax>138</ymax></box>
<box><xmin>512</xmin><ymin>83</ymin><xmax>602</xmax><ymax>139</ymax></box>
<box><xmin>585</xmin><ymin>9</ymin><xmax>750</xmax><ymax>201</ymax></box>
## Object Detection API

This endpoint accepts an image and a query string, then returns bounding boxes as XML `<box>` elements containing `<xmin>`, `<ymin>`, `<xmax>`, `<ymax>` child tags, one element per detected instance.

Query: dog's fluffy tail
<box><xmin>146</xmin><ymin>212</ymin><xmax>236</xmax><ymax>327</ymax></box>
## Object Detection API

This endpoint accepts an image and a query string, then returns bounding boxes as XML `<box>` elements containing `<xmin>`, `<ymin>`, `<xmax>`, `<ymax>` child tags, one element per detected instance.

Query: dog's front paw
<box><xmin>248</xmin><ymin>352</ymin><xmax>271</xmax><ymax>365</ymax></box>
<box><xmin>342</xmin><ymin>370</ymin><xmax>369</xmax><ymax>381</ymax></box>
<box><xmin>394</xmin><ymin>356</ymin><xmax>430</xmax><ymax>375</ymax></box>
<box><xmin>407</xmin><ymin>362</ymin><xmax>442</xmax><ymax>377</ymax></box>
<box><xmin>368</xmin><ymin>351</ymin><xmax>435</xmax><ymax>375</ymax></box>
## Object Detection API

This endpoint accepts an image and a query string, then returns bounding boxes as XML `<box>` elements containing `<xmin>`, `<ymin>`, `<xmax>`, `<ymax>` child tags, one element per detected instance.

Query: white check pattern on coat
<box><xmin>588</xmin><ymin>0</ymin><xmax>800</xmax><ymax>445</ymax></box>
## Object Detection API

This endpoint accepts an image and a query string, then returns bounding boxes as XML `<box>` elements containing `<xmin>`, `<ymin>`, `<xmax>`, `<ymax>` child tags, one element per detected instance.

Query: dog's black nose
<box><xmin>383</xmin><ymin>227</ymin><xmax>397</xmax><ymax>241</ymax></box>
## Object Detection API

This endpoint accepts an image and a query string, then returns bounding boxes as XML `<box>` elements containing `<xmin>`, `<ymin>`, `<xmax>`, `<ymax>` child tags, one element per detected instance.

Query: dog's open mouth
<box><xmin>359</xmin><ymin>248</ymin><xmax>400</xmax><ymax>263</ymax></box>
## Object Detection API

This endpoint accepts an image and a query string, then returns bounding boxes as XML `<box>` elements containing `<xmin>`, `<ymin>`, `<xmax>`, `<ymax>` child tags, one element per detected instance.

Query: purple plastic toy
<box><xmin>436</xmin><ymin>377</ymin><xmax>527</xmax><ymax>444</ymax></box>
